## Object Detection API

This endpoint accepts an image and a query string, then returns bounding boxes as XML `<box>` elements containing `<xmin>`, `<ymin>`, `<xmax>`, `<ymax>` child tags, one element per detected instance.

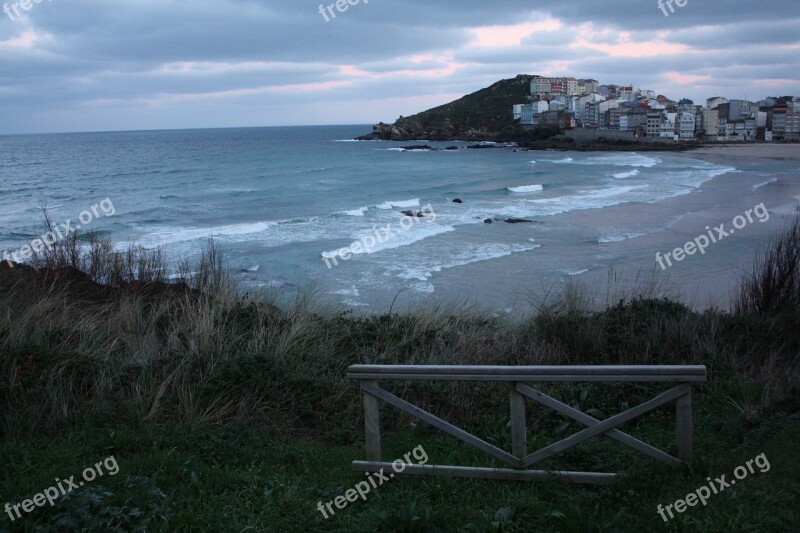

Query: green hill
<box><xmin>358</xmin><ymin>74</ymin><xmax>534</xmax><ymax>141</ymax></box>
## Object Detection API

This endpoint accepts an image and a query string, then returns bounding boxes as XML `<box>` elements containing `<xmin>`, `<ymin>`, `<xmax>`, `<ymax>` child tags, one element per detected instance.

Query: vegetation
<box><xmin>375</xmin><ymin>75</ymin><xmax>535</xmax><ymax>140</ymax></box>
<box><xmin>1</xmin><ymin>218</ymin><xmax>799</xmax><ymax>531</ymax></box>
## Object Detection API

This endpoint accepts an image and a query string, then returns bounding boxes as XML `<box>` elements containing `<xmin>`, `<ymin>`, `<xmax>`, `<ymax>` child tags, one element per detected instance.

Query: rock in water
<box><xmin>400</xmin><ymin>145</ymin><xmax>435</xmax><ymax>151</ymax></box>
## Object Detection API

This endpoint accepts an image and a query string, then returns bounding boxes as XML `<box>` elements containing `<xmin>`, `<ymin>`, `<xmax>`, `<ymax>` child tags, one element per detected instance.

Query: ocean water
<box><xmin>1</xmin><ymin>126</ymin><xmax>799</xmax><ymax>314</ymax></box>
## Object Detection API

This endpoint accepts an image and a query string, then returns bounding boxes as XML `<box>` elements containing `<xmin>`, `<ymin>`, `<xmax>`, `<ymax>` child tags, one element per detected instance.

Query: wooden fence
<box><xmin>348</xmin><ymin>365</ymin><xmax>707</xmax><ymax>484</ymax></box>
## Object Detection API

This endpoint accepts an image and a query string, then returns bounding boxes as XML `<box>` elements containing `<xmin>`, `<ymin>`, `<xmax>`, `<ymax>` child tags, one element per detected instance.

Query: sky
<box><xmin>0</xmin><ymin>0</ymin><xmax>798</xmax><ymax>134</ymax></box>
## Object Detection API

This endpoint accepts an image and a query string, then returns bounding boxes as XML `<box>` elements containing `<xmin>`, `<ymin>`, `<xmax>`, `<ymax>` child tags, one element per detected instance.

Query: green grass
<box><xmin>1</xmin><ymin>405</ymin><xmax>798</xmax><ymax>532</ymax></box>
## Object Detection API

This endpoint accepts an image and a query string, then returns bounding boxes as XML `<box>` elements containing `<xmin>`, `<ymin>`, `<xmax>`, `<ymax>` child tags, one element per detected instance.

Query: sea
<box><xmin>1</xmin><ymin>125</ymin><xmax>799</xmax><ymax>315</ymax></box>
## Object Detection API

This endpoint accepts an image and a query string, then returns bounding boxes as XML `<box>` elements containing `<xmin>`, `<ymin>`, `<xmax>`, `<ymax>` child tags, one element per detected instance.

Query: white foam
<box><xmin>322</xmin><ymin>224</ymin><xmax>455</xmax><ymax>258</ymax></box>
<box><xmin>598</xmin><ymin>232</ymin><xmax>646</xmax><ymax>243</ymax></box>
<box><xmin>597</xmin><ymin>214</ymin><xmax>685</xmax><ymax>244</ymax></box>
<box><xmin>551</xmin><ymin>157</ymin><xmax>574</xmax><ymax>164</ymax></box>
<box><xmin>435</xmin><ymin>184</ymin><xmax>654</xmax><ymax>228</ymax></box>
<box><xmin>752</xmin><ymin>178</ymin><xmax>778</xmax><ymax>191</ymax></box>
<box><xmin>340</xmin><ymin>206</ymin><xmax>368</xmax><ymax>216</ymax></box>
<box><xmin>578</xmin><ymin>154</ymin><xmax>661</xmax><ymax>168</ymax></box>
<box><xmin>613</xmin><ymin>169</ymin><xmax>640</xmax><ymax>179</ymax></box>
<box><xmin>707</xmin><ymin>166</ymin><xmax>740</xmax><ymax>178</ymax></box>
<box><xmin>134</xmin><ymin>221</ymin><xmax>277</xmax><ymax>248</ymax></box>
<box><xmin>394</xmin><ymin>242</ymin><xmax>540</xmax><ymax>281</ymax></box>
<box><xmin>507</xmin><ymin>185</ymin><xmax>645</xmax><ymax>218</ymax></box>
<box><xmin>331</xmin><ymin>286</ymin><xmax>360</xmax><ymax>297</ymax></box>
<box><xmin>407</xmin><ymin>281</ymin><xmax>436</xmax><ymax>294</ymax></box>
<box><xmin>508</xmin><ymin>184</ymin><xmax>544</xmax><ymax>193</ymax></box>
<box><xmin>645</xmin><ymin>166</ymin><xmax>739</xmax><ymax>202</ymax></box>
<box><xmin>377</xmin><ymin>199</ymin><xmax>420</xmax><ymax>210</ymax></box>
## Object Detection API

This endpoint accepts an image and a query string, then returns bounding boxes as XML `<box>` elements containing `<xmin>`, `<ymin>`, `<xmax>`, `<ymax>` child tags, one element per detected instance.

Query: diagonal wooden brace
<box><xmin>360</xmin><ymin>382</ymin><xmax>520</xmax><ymax>467</ymax></box>
<box><xmin>521</xmin><ymin>384</ymin><xmax>690</xmax><ymax>468</ymax></box>
<box><xmin>516</xmin><ymin>384</ymin><xmax>683</xmax><ymax>467</ymax></box>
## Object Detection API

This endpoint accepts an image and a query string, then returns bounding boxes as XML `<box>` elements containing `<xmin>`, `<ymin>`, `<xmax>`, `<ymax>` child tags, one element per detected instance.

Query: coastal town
<box><xmin>513</xmin><ymin>76</ymin><xmax>800</xmax><ymax>142</ymax></box>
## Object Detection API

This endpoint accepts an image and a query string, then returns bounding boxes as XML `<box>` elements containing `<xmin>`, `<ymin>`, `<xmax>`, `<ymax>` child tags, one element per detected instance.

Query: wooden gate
<box><xmin>348</xmin><ymin>365</ymin><xmax>707</xmax><ymax>484</ymax></box>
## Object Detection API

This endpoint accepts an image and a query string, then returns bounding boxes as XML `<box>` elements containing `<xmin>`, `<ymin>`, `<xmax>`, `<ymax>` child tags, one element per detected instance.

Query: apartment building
<box><xmin>646</xmin><ymin>111</ymin><xmax>663</xmax><ymax>137</ymax></box>
<box><xmin>531</xmin><ymin>76</ymin><xmax>579</xmax><ymax>98</ymax></box>
<box><xmin>702</xmin><ymin>109</ymin><xmax>720</xmax><ymax>137</ymax></box>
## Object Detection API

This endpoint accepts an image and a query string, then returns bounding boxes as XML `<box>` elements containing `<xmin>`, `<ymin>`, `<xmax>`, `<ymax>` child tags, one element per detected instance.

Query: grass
<box><xmin>1</xmin><ymin>217</ymin><xmax>799</xmax><ymax>531</ymax></box>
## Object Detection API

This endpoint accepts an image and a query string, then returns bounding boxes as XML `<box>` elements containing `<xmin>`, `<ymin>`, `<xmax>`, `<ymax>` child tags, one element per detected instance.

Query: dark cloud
<box><xmin>0</xmin><ymin>0</ymin><xmax>797</xmax><ymax>133</ymax></box>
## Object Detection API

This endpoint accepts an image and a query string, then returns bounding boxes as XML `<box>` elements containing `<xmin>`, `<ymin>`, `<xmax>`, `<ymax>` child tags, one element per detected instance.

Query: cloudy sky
<box><xmin>1</xmin><ymin>0</ymin><xmax>798</xmax><ymax>134</ymax></box>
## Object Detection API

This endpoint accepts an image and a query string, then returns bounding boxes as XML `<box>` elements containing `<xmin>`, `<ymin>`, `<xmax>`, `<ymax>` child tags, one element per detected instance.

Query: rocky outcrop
<box><xmin>400</xmin><ymin>145</ymin><xmax>436</xmax><ymax>151</ymax></box>
<box><xmin>356</xmin><ymin>120</ymin><xmax>515</xmax><ymax>142</ymax></box>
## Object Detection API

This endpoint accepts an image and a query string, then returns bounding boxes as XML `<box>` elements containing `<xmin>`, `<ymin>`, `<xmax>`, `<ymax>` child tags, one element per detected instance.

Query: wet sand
<box><xmin>690</xmin><ymin>144</ymin><xmax>800</xmax><ymax>161</ymax></box>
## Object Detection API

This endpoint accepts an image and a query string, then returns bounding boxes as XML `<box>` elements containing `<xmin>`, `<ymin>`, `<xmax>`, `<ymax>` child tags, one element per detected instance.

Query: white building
<box><xmin>575</xmin><ymin>93</ymin><xmax>605</xmax><ymax>125</ymax></box>
<box><xmin>618</xmin><ymin>86</ymin><xmax>636</xmax><ymax>102</ymax></box>
<box><xmin>728</xmin><ymin>99</ymin><xmax>753</xmax><ymax>120</ymax></box>
<box><xmin>661</xmin><ymin>112</ymin><xmax>678</xmax><ymax>139</ymax></box>
<box><xmin>549</xmin><ymin>95</ymin><xmax>567</xmax><ymax>111</ymax></box>
<box><xmin>533</xmin><ymin>101</ymin><xmax>549</xmax><ymax>114</ymax></box>
<box><xmin>724</xmin><ymin>122</ymin><xmax>735</xmax><ymax>139</ymax></box>
<box><xmin>513</xmin><ymin>101</ymin><xmax>550</xmax><ymax>124</ymax></box>
<box><xmin>531</xmin><ymin>76</ymin><xmax>579</xmax><ymax>98</ymax></box>
<box><xmin>578</xmin><ymin>79</ymin><xmax>600</xmax><ymax>95</ymax></box>
<box><xmin>678</xmin><ymin>112</ymin><xmax>696</xmax><ymax>139</ymax></box>
<box><xmin>566</xmin><ymin>95</ymin><xmax>581</xmax><ymax>114</ymax></box>
<box><xmin>642</xmin><ymin>99</ymin><xmax>666</xmax><ymax>110</ymax></box>
<box><xmin>584</xmin><ymin>100</ymin><xmax>618</xmax><ymax>128</ymax></box>
<box><xmin>707</xmin><ymin>97</ymin><xmax>728</xmax><ymax>109</ymax></box>
<box><xmin>786</xmin><ymin>113</ymin><xmax>800</xmax><ymax>141</ymax></box>
<box><xmin>646</xmin><ymin>111</ymin><xmax>663</xmax><ymax>137</ymax></box>
<box><xmin>756</xmin><ymin>111</ymin><xmax>768</xmax><ymax>129</ymax></box>
<box><xmin>702</xmin><ymin>109</ymin><xmax>720</xmax><ymax>138</ymax></box>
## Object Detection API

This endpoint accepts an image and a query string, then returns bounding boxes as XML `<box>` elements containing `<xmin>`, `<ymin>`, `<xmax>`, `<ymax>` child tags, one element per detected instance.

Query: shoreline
<box><xmin>687</xmin><ymin>144</ymin><xmax>800</xmax><ymax>161</ymax></box>
<box><xmin>360</xmin><ymin>132</ymin><xmax>800</xmax><ymax>155</ymax></box>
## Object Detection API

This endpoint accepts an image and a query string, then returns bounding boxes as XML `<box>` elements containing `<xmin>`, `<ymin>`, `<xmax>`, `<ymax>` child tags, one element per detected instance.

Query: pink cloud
<box><xmin>665</xmin><ymin>71</ymin><xmax>711</xmax><ymax>84</ymax></box>
<box><xmin>471</xmin><ymin>19</ymin><xmax>561</xmax><ymax>47</ymax></box>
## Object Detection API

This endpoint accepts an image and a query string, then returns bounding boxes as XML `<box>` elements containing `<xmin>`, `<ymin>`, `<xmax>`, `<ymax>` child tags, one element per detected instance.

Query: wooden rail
<box><xmin>348</xmin><ymin>365</ymin><xmax>706</xmax><ymax>484</ymax></box>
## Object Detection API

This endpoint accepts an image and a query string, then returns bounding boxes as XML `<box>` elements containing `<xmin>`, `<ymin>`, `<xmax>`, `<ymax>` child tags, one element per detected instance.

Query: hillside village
<box><xmin>513</xmin><ymin>76</ymin><xmax>800</xmax><ymax>142</ymax></box>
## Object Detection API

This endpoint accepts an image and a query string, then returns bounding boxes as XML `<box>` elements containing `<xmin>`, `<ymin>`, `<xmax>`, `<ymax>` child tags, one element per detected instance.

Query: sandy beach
<box><xmin>689</xmin><ymin>143</ymin><xmax>800</xmax><ymax>160</ymax></box>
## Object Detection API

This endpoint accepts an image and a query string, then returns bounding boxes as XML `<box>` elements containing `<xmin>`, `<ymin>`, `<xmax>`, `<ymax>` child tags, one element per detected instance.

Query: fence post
<box><xmin>363</xmin><ymin>380</ymin><xmax>382</xmax><ymax>462</ymax></box>
<box><xmin>676</xmin><ymin>388</ymin><xmax>692</xmax><ymax>463</ymax></box>
<box><xmin>510</xmin><ymin>383</ymin><xmax>527</xmax><ymax>468</ymax></box>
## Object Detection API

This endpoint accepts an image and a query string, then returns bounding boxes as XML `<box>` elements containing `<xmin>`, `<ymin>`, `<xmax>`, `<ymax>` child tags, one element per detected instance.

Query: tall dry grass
<box><xmin>735</xmin><ymin>217</ymin><xmax>800</xmax><ymax>315</ymax></box>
